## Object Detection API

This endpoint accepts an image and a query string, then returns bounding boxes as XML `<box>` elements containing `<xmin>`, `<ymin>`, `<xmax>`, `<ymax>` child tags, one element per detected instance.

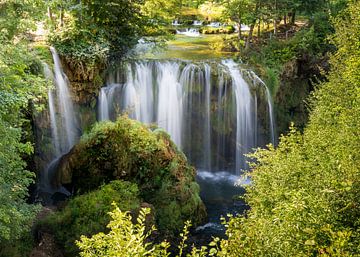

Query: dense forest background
<box><xmin>0</xmin><ymin>0</ymin><xmax>359</xmax><ymax>256</ymax></box>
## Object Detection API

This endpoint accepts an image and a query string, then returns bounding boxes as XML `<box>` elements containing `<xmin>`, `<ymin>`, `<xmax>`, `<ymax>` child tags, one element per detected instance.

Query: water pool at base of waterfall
<box><xmin>195</xmin><ymin>171</ymin><xmax>250</xmax><ymax>237</ymax></box>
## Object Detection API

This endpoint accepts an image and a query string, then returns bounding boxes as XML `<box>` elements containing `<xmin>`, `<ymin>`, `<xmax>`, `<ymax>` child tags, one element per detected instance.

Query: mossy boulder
<box><xmin>53</xmin><ymin>116</ymin><xmax>207</xmax><ymax>232</ymax></box>
<box><xmin>37</xmin><ymin>180</ymin><xmax>141</xmax><ymax>256</ymax></box>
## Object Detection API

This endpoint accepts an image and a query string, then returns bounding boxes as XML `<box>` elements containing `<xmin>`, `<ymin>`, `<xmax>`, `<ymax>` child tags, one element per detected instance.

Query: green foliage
<box><xmin>198</xmin><ymin>1</ymin><xmax>225</xmax><ymax>21</ymax></box>
<box><xmin>77</xmin><ymin>205</ymin><xmax>222</xmax><ymax>257</ymax></box>
<box><xmin>141</xmin><ymin>0</ymin><xmax>182</xmax><ymax>23</ymax></box>
<box><xmin>77</xmin><ymin>205</ymin><xmax>170</xmax><ymax>257</ymax></box>
<box><xmin>40</xmin><ymin>180</ymin><xmax>140</xmax><ymax>256</ymax></box>
<box><xmin>200</xmin><ymin>26</ymin><xmax>235</xmax><ymax>35</ymax></box>
<box><xmin>0</xmin><ymin>0</ymin><xmax>45</xmax><ymax>41</ymax></box>
<box><xmin>0</xmin><ymin>2</ymin><xmax>47</xmax><ymax>245</ymax></box>
<box><xmin>217</xmin><ymin>1</ymin><xmax>360</xmax><ymax>255</ymax></box>
<box><xmin>47</xmin><ymin>0</ymin><xmax>147</xmax><ymax>63</ymax></box>
<box><xmin>54</xmin><ymin>116</ymin><xmax>206</xmax><ymax>233</ymax></box>
<box><xmin>0</xmin><ymin>231</ymin><xmax>35</xmax><ymax>257</ymax></box>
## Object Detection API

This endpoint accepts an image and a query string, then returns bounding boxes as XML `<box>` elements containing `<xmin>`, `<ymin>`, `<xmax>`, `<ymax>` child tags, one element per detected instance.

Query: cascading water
<box><xmin>222</xmin><ymin>60</ymin><xmax>254</xmax><ymax>172</ymax></box>
<box><xmin>98</xmin><ymin>59</ymin><xmax>275</xmax><ymax>234</ymax></box>
<box><xmin>40</xmin><ymin>54</ymin><xmax>275</xmax><ymax>233</ymax></box>
<box><xmin>39</xmin><ymin>48</ymin><xmax>79</xmax><ymax>202</ymax></box>
<box><xmin>203</xmin><ymin>64</ymin><xmax>212</xmax><ymax>171</ymax></box>
<box><xmin>99</xmin><ymin>60</ymin><xmax>275</xmax><ymax>173</ymax></box>
<box><xmin>98</xmin><ymin>87</ymin><xmax>110</xmax><ymax>121</ymax></box>
<box><xmin>49</xmin><ymin>47</ymin><xmax>78</xmax><ymax>153</ymax></box>
<box><xmin>156</xmin><ymin>62</ymin><xmax>183</xmax><ymax>146</ymax></box>
<box><xmin>43</xmin><ymin>64</ymin><xmax>61</xmax><ymax>157</ymax></box>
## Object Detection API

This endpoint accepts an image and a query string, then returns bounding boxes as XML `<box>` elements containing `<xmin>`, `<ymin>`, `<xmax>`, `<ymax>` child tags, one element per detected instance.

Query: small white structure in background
<box><xmin>176</xmin><ymin>28</ymin><xmax>201</xmax><ymax>37</ymax></box>
<box><xmin>208</xmin><ymin>22</ymin><xmax>221</xmax><ymax>28</ymax></box>
<box><xmin>241</xmin><ymin>24</ymin><xmax>251</xmax><ymax>31</ymax></box>
<box><xmin>193</xmin><ymin>20</ymin><xmax>203</xmax><ymax>26</ymax></box>
<box><xmin>172</xmin><ymin>20</ymin><xmax>181</xmax><ymax>26</ymax></box>
<box><xmin>235</xmin><ymin>24</ymin><xmax>251</xmax><ymax>32</ymax></box>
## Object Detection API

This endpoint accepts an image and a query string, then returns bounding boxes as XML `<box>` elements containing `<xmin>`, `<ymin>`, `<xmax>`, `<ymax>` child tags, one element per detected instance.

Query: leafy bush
<box><xmin>77</xmin><ymin>206</ymin><xmax>170</xmax><ymax>257</ymax></box>
<box><xmin>39</xmin><ymin>180</ymin><xmax>140</xmax><ymax>256</ymax></box>
<box><xmin>77</xmin><ymin>204</ymin><xmax>222</xmax><ymax>257</ymax></box>
<box><xmin>216</xmin><ymin>2</ymin><xmax>360</xmax><ymax>256</ymax></box>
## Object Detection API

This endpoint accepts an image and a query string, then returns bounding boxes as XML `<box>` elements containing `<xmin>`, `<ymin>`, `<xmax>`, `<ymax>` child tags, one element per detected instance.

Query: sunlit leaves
<box><xmin>216</xmin><ymin>1</ymin><xmax>360</xmax><ymax>255</ymax></box>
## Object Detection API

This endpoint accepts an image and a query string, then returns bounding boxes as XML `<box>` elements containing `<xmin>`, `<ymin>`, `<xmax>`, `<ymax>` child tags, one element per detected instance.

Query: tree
<box><xmin>0</xmin><ymin>0</ymin><xmax>46</xmax><ymax>248</ymax></box>
<box><xmin>217</xmin><ymin>1</ymin><xmax>360</xmax><ymax>255</ymax></box>
<box><xmin>48</xmin><ymin>0</ymin><xmax>149</xmax><ymax>62</ymax></box>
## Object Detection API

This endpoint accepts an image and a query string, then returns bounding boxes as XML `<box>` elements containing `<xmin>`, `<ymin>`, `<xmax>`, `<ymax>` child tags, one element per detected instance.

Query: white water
<box><xmin>40</xmin><ymin>48</ymin><xmax>79</xmax><ymax>199</ymax></box>
<box><xmin>156</xmin><ymin>62</ymin><xmax>183</xmax><ymax>146</ymax></box>
<box><xmin>99</xmin><ymin>60</ymin><xmax>275</xmax><ymax>173</ymax></box>
<box><xmin>172</xmin><ymin>20</ymin><xmax>181</xmax><ymax>26</ymax></box>
<box><xmin>50</xmin><ymin>47</ymin><xmax>78</xmax><ymax>152</ymax></box>
<box><xmin>222</xmin><ymin>60</ymin><xmax>254</xmax><ymax>172</ymax></box>
<box><xmin>43</xmin><ymin>64</ymin><xmax>61</xmax><ymax>157</ymax></box>
<box><xmin>98</xmin><ymin>87</ymin><xmax>110</xmax><ymax>121</ymax></box>
<box><xmin>204</xmin><ymin>64</ymin><xmax>212</xmax><ymax>171</ymax></box>
<box><xmin>176</xmin><ymin>28</ymin><xmax>201</xmax><ymax>37</ymax></box>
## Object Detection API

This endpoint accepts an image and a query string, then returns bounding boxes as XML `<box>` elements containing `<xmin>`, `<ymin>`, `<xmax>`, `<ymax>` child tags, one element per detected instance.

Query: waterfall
<box><xmin>98</xmin><ymin>87</ymin><xmax>110</xmax><ymax>121</ymax></box>
<box><xmin>248</xmin><ymin>70</ymin><xmax>276</xmax><ymax>146</ymax></box>
<box><xmin>222</xmin><ymin>60</ymin><xmax>254</xmax><ymax>172</ymax></box>
<box><xmin>49</xmin><ymin>47</ymin><xmax>78</xmax><ymax>153</ymax></box>
<box><xmin>39</xmin><ymin>48</ymin><xmax>79</xmax><ymax>201</ymax></box>
<box><xmin>156</xmin><ymin>62</ymin><xmax>183</xmax><ymax>146</ymax></box>
<box><xmin>98</xmin><ymin>59</ymin><xmax>275</xmax><ymax>173</ymax></box>
<box><xmin>203</xmin><ymin>64</ymin><xmax>212</xmax><ymax>171</ymax></box>
<box><xmin>43</xmin><ymin>64</ymin><xmax>61</xmax><ymax>157</ymax></box>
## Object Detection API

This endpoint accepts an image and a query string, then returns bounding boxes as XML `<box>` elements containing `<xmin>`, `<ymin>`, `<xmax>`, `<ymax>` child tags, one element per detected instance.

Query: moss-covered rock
<box><xmin>53</xmin><ymin>116</ymin><xmax>207</xmax><ymax>233</ymax></box>
<box><xmin>37</xmin><ymin>180</ymin><xmax>140</xmax><ymax>256</ymax></box>
<box><xmin>59</xmin><ymin>56</ymin><xmax>105</xmax><ymax>105</ymax></box>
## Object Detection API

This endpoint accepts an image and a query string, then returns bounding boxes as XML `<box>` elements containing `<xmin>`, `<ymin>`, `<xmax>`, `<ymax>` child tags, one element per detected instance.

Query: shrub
<box><xmin>39</xmin><ymin>180</ymin><xmax>140</xmax><ymax>256</ymax></box>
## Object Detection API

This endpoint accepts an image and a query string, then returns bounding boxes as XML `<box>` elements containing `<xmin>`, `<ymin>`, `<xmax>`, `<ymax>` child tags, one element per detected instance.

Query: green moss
<box><xmin>31</xmin><ymin>44</ymin><xmax>53</xmax><ymax>65</ymax></box>
<box><xmin>38</xmin><ymin>180</ymin><xmax>140</xmax><ymax>256</ymax></box>
<box><xmin>54</xmin><ymin>116</ymin><xmax>207</xmax><ymax>234</ymax></box>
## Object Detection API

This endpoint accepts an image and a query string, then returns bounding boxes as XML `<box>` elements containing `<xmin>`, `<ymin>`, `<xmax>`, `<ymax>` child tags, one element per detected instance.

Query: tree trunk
<box><xmin>245</xmin><ymin>23</ymin><xmax>255</xmax><ymax>50</ymax></box>
<box><xmin>291</xmin><ymin>11</ymin><xmax>296</xmax><ymax>24</ymax></box>
<box><xmin>273</xmin><ymin>19</ymin><xmax>277</xmax><ymax>37</ymax></box>
<box><xmin>284</xmin><ymin>15</ymin><xmax>287</xmax><ymax>25</ymax></box>
<box><xmin>47</xmin><ymin>7</ymin><xmax>53</xmax><ymax>20</ymax></box>
<box><xmin>60</xmin><ymin>9</ymin><xmax>64</xmax><ymax>27</ymax></box>
<box><xmin>237</xmin><ymin>21</ymin><xmax>242</xmax><ymax>40</ymax></box>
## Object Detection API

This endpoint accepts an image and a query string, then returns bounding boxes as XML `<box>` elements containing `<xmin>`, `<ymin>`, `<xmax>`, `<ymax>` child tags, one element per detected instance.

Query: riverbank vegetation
<box><xmin>0</xmin><ymin>0</ymin><xmax>359</xmax><ymax>256</ymax></box>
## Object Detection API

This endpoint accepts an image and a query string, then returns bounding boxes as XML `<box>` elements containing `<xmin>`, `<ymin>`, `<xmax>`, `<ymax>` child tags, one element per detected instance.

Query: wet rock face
<box><xmin>53</xmin><ymin>116</ymin><xmax>207</xmax><ymax>232</ymax></box>
<box><xmin>59</xmin><ymin>56</ymin><xmax>105</xmax><ymax>105</ymax></box>
<box><xmin>275</xmin><ymin>55</ymin><xmax>329</xmax><ymax>133</ymax></box>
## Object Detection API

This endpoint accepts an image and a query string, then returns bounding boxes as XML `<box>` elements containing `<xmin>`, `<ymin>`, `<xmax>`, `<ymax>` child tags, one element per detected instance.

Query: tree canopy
<box><xmin>0</xmin><ymin>0</ymin><xmax>46</xmax><ymax>247</ymax></box>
